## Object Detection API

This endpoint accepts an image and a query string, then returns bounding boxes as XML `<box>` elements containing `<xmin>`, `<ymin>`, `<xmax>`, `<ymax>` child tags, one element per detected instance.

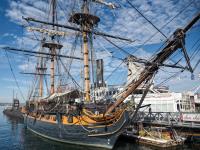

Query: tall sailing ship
<box><xmin>22</xmin><ymin>0</ymin><xmax>130</xmax><ymax>149</ymax></box>
<box><xmin>14</xmin><ymin>0</ymin><xmax>200</xmax><ymax>149</ymax></box>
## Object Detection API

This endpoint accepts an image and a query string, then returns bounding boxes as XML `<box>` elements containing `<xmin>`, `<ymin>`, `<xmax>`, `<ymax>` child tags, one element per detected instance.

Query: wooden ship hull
<box><xmin>24</xmin><ymin>110</ymin><xmax>128</xmax><ymax>149</ymax></box>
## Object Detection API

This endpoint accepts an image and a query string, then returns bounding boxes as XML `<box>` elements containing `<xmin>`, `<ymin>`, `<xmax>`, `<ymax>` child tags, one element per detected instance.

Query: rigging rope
<box><xmin>156</xmin><ymin>69</ymin><xmax>185</xmax><ymax>87</ymax></box>
<box><xmin>105</xmin><ymin>61</ymin><xmax>124</xmax><ymax>81</ymax></box>
<box><xmin>88</xmin><ymin>32</ymin><xmax>96</xmax><ymax>85</ymax></box>
<box><xmin>59</xmin><ymin>57</ymin><xmax>82</xmax><ymax>89</ymax></box>
<box><xmin>102</xmin><ymin>36</ymin><xmax>133</xmax><ymax>56</ymax></box>
<box><xmin>133</xmin><ymin>0</ymin><xmax>195</xmax><ymax>54</ymax></box>
<box><xmin>126</xmin><ymin>0</ymin><xmax>167</xmax><ymax>39</ymax></box>
<box><xmin>156</xmin><ymin>42</ymin><xmax>199</xmax><ymax>86</ymax></box>
<box><xmin>190</xmin><ymin>41</ymin><xmax>200</xmax><ymax>60</ymax></box>
<box><xmin>44</xmin><ymin>75</ymin><xmax>50</xmax><ymax>95</ymax></box>
<box><xmin>4</xmin><ymin>50</ymin><xmax>26</xmax><ymax>101</ymax></box>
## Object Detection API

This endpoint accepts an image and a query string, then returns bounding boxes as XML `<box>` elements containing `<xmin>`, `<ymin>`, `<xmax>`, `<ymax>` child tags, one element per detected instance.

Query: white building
<box><xmin>92</xmin><ymin>56</ymin><xmax>196</xmax><ymax>112</ymax></box>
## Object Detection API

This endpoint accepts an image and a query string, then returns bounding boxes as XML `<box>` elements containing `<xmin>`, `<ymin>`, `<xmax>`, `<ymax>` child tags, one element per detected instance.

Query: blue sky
<box><xmin>0</xmin><ymin>0</ymin><xmax>200</xmax><ymax>103</ymax></box>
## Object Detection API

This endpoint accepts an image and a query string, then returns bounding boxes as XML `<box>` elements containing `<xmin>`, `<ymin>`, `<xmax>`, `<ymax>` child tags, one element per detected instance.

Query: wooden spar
<box><xmin>38</xmin><ymin>56</ymin><xmax>44</xmax><ymax>97</ymax></box>
<box><xmin>50</xmin><ymin>0</ymin><xmax>55</xmax><ymax>94</ymax></box>
<box><xmin>37</xmin><ymin>39</ymin><xmax>47</xmax><ymax>98</ymax></box>
<box><xmin>105</xmin><ymin>12</ymin><xmax>200</xmax><ymax>115</ymax></box>
<box><xmin>50</xmin><ymin>49</ymin><xmax>55</xmax><ymax>94</ymax></box>
<box><xmin>20</xmin><ymin>72</ymin><xmax>60</xmax><ymax>76</ymax></box>
<box><xmin>23</xmin><ymin>17</ymin><xmax>134</xmax><ymax>42</ymax></box>
<box><xmin>82</xmin><ymin>0</ymin><xmax>90</xmax><ymax>101</ymax></box>
<box><xmin>2</xmin><ymin>47</ymin><xmax>84</xmax><ymax>60</ymax></box>
<box><xmin>39</xmin><ymin>73</ymin><xmax>43</xmax><ymax>97</ymax></box>
<box><xmin>39</xmin><ymin>1</ymin><xmax>62</xmax><ymax>95</ymax></box>
<box><xmin>126</xmin><ymin>56</ymin><xmax>187</xmax><ymax>70</ymax></box>
<box><xmin>83</xmin><ymin>31</ymin><xmax>90</xmax><ymax>101</ymax></box>
<box><xmin>3</xmin><ymin>46</ymin><xmax>186</xmax><ymax>69</ymax></box>
<box><xmin>68</xmin><ymin>0</ymin><xmax>100</xmax><ymax>101</ymax></box>
<box><xmin>39</xmin><ymin>66</ymin><xmax>44</xmax><ymax>97</ymax></box>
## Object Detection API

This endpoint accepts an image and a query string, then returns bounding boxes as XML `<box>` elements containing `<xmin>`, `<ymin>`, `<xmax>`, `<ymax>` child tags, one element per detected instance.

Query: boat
<box><xmin>123</xmin><ymin>125</ymin><xmax>185</xmax><ymax>148</ymax></box>
<box><xmin>22</xmin><ymin>0</ymin><xmax>129</xmax><ymax>149</ymax></box>
<box><xmin>3</xmin><ymin>98</ymin><xmax>23</xmax><ymax>120</ymax></box>
<box><xmin>10</xmin><ymin>0</ymin><xmax>199</xmax><ymax>149</ymax></box>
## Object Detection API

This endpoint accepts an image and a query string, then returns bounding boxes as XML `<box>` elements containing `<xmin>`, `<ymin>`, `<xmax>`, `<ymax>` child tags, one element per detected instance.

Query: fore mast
<box><xmin>43</xmin><ymin>0</ymin><xmax>62</xmax><ymax>95</ymax></box>
<box><xmin>38</xmin><ymin>40</ymin><xmax>47</xmax><ymax>98</ymax></box>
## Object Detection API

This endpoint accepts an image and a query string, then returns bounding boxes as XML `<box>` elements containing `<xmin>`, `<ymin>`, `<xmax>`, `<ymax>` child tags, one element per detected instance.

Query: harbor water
<box><xmin>0</xmin><ymin>106</ymin><xmax>199</xmax><ymax>150</ymax></box>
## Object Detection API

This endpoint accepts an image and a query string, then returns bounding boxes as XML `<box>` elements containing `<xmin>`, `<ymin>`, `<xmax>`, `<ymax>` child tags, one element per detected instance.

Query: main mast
<box><xmin>82</xmin><ymin>0</ymin><xmax>90</xmax><ymax>101</ymax></box>
<box><xmin>69</xmin><ymin>0</ymin><xmax>100</xmax><ymax>101</ymax></box>
<box><xmin>50</xmin><ymin>0</ymin><xmax>56</xmax><ymax>94</ymax></box>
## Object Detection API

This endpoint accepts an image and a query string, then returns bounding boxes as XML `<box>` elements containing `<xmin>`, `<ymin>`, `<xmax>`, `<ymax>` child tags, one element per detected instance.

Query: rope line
<box><xmin>4</xmin><ymin>50</ymin><xmax>26</xmax><ymax>101</ymax></box>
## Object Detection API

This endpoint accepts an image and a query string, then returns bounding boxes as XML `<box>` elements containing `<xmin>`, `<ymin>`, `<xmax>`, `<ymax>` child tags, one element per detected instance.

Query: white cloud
<box><xmin>3</xmin><ymin>33</ymin><xmax>18</xmax><ymax>39</ymax></box>
<box><xmin>3</xmin><ymin>0</ymin><xmax>200</xmax><ymax>94</ymax></box>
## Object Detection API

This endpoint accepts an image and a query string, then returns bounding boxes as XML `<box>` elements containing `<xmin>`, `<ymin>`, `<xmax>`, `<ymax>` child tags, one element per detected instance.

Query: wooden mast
<box><xmin>17</xmin><ymin>0</ymin><xmax>62</xmax><ymax>97</ymax></box>
<box><xmin>42</xmin><ymin>0</ymin><xmax>62</xmax><ymax>95</ymax></box>
<box><xmin>50</xmin><ymin>47</ymin><xmax>55</xmax><ymax>94</ymax></box>
<box><xmin>69</xmin><ymin>0</ymin><xmax>100</xmax><ymax>102</ymax></box>
<box><xmin>38</xmin><ymin>54</ymin><xmax>46</xmax><ymax>97</ymax></box>
<box><xmin>38</xmin><ymin>38</ymin><xmax>46</xmax><ymax>98</ymax></box>
<box><xmin>105</xmin><ymin>12</ymin><xmax>200</xmax><ymax>114</ymax></box>
<box><xmin>39</xmin><ymin>71</ymin><xmax>43</xmax><ymax>97</ymax></box>
<box><xmin>82</xmin><ymin>0</ymin><xmax>90</xmax><ymax>101</ymax></box>
<box><xmin>83</xmin><ymin>31</ymin><xmax>90</xmax><ymax>101</ymax></box>
<box><xmin>50</xmin><ymin>0</ymin><xmax>56</xmax><ymax>94</ymax></box>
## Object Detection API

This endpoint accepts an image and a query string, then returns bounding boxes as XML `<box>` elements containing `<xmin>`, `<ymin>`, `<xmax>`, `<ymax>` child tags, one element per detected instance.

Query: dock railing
<box><xmin>134</xmin><ymin>111</ymin><xmax>200</xmax><ymax>129</ymax></box>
